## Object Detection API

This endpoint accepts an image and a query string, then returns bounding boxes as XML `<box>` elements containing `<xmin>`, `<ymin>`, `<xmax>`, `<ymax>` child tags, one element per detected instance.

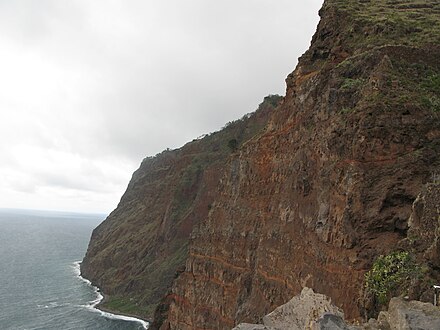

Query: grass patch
<box><xmin>103</xmin><ymin>296</ymin><xmax>146</xmax><ymax>316</ymax></box>
<box><xmin>329</xmin><ymin>0</ymin><xmax>440</xmax><ymax>51</ymax></box>
<box><xmin>389</xmin><ymin>60</ymin><xmax>440</xmax><ymax>112</ymax></box>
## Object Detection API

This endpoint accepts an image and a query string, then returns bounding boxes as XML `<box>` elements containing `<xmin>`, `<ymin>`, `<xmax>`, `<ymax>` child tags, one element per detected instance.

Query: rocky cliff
<box><xmin>81</xmin><ymin>95</ymin><xmax>280</xmax><ymax>318</ymax></box>
<box><xmin>83</xmin><ymin>0</ymin><xmax>440</xmax><ymax>328</ymax></box>
<box><xmin>155</xmin><ymin>0</ymin><xmax>440</xmax><ymax>328</ymax></box>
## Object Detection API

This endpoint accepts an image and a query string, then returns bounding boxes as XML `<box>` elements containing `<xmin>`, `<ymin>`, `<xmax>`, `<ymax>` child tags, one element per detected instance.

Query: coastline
<box><xmin>73</xmin><ymin>261</ymin><xmax>150</xmax><ymax>329</ymax></box>
<box><xmin>97</xmin><ymin>292</ymin><xmax>153</xmax><ymax>325</ymax></box>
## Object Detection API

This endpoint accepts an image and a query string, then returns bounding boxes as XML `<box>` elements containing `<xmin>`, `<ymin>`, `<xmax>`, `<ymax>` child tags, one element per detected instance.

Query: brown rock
<box><xmin>160</xmin><ymin>0</ymin><xmax>440</xmax><ymax>327</ymax></box>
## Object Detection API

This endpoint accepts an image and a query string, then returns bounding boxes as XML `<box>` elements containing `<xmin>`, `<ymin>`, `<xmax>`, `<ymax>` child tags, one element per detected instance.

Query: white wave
<box><xmin>37</xmin><ymin>302</ymin><xmax>70</xmax><ymax>309</ymax></box>
<box><xmin>72</xmin><ymin>261</ymin><xmax>149</xmax><ymax>329</ymax></box>
<box><xmin>95</xmin><ymin>310</ymin><xmax>150</xmax><ymax>329</ymax></box>
<box><xmin>72</xmin><ymin>261</ymin><xmax>92</xmax><ymax>285</ymax></box>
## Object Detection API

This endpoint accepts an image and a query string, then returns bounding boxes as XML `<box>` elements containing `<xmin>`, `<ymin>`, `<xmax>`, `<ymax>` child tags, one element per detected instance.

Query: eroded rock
<box><xmin>234</xmin><ymin>288</ymin><xmax>344</xmax><ymax>330</ymax></box>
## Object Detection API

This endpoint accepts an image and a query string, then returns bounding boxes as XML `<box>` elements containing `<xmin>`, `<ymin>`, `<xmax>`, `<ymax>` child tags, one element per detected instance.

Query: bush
<box><xmin>365</xmin><ymin>251</ymin><xmax>421</xmax><ymax>305</ymax></box>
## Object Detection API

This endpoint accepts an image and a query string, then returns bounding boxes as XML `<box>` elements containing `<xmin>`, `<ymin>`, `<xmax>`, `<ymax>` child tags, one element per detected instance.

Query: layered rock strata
<box><xmin>157</xmin><ymin>0</ymin><xmax>440</xmax><ymax>328</ymax></box>
<box><xmin>81</xmin><ymin>96</ymin><xmax>280</xmax><ymax>318</ymax></box>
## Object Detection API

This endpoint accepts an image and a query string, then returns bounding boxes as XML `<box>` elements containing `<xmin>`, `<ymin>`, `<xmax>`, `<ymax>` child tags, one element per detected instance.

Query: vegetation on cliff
<box><xmin>364</xmin><ymin>251</ymin><xmax>423</xmax><ymax>305</ymax></box>
<box><xmin>334</xmin><ymin>0</ymin><xmax>440</xmax><ymax>49</ymax></box>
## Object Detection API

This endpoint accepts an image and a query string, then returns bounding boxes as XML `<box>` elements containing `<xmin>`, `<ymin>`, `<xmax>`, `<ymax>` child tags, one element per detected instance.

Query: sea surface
<box><xmin>0</xmin><ymin>209</ymin><xmax>149</xmax><ymax>330</ymax></box>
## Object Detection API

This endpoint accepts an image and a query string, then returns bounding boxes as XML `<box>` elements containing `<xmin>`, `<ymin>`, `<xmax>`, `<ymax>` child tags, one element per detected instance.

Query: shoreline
<box><xmin>73</xmin><ymin>261</ymin><xmax>150</xmax><ymax>329</ymax></box>
<box><xmin>97</xmin><ymin>292</ymin><xmax>153</xmax><ymax>324</ymax></box>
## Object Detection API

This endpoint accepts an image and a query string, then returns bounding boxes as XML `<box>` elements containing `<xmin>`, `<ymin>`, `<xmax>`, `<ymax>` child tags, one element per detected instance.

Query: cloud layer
<box><xmin>0</xmin><ymin>0</ymin><xmax>323</xmax><ymax>213</ymax></box>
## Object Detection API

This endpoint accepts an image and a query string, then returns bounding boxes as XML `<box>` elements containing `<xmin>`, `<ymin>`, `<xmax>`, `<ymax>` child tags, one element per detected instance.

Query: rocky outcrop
<box><xmin>83</xmin><ymin>0</ymin><xmax>440</xmax><ymax>327</ymax></box>
<box><xmin>81</xmin><ymin>96</ymin><xmax>280</xmax><ymax>319</ymax></box>
<box><xmin>378</xmin><ymin>297</ymin><xmax>440</xmax><ymax>330</ymax></box>
<box><xmin>234</xmin><ymin>287</ymin><xmax>344</xmax><ymax>330</ymax></box>
<box><xmin>406</xmin><ymin>183</ymin><xmax>440</xmax><ymax>270</ymax></box>
<box><xmin>235</xmin><ymin>293</ymin><xmax>440</xmax><ymax>330</ymax></box>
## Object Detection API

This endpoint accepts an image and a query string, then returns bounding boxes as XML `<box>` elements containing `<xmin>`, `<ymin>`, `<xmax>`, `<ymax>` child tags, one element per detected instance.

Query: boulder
<box><xmin>313</xmin><ymin>313</ymin><xmax>358</xmax><ymax>330</ymax></box>
<box><xmin>234</xmin><ymin>287</ymin><xmax>344</xmax><ymax>330</ymax></box>
<box><xmin>386</xmin><ymin>297</ymin><xmax>440</xmax><ymax>330</ymax></box>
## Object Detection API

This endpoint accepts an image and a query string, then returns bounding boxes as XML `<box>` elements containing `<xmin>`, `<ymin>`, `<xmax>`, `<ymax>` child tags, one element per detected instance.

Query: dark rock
<box><xmin>314</xmin><ymin>313</ymin><xmax>357</xmax><ymax>330</ymax></box>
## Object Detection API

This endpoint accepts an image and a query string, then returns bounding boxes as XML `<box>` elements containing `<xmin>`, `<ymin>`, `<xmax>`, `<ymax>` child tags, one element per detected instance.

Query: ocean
<box><xmin>0</xmin><ymin>209</ymin><xmax>149</xmax><ymax>330</ymax></box>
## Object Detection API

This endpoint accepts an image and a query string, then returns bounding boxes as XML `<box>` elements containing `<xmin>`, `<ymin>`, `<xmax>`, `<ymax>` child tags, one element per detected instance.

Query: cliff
<box><xmin>81</xmin><ymin>95</ymin><xmax>280</xmax><ymax>319</ymax></box>
<box><xmin>83</xmin><ymin>0</ymin><xmax>440</xmax><ymax>328</ymax></box>
<box><xmin>156</xmin><ymin>0</ymin><xmax>440</xmax><ymax>328</ymax></box>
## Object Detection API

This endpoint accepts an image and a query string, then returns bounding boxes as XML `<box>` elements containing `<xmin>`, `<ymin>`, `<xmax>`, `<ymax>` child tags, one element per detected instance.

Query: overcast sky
<box><xmin>0</xmin><ymin>0</ymin><xmax>323</xmax><ymax>214</ymax></box>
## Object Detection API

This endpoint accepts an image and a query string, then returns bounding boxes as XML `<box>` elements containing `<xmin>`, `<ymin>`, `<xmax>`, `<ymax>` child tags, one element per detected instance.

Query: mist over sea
<box><xmin>0</xmin><ymin>209</ymin><xmax>148</xmax><ymax>330</ymax></box>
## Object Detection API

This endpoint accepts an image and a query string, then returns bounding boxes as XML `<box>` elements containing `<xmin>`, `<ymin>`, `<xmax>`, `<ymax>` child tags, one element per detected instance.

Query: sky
<box><xmin>0</xmin><ymin>0</ymin><xmax>323</xmax><ymax>214</ymax></box>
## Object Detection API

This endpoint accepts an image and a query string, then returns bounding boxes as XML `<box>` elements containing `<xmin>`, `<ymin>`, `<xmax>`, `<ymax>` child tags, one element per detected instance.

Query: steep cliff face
<box><xmin>83</xmin><ymin>0</ymin><xmax>440</xmax><ymax>328</ymax></box>
<box><xmin>156</xmin><ymin>0</ymin><xmax>440</xmax><ymax>329</ymax></box>
<box><xmin>81</xmin><ymin>96</ymin><xmax>280</xmax><ymax>318</ymax></box>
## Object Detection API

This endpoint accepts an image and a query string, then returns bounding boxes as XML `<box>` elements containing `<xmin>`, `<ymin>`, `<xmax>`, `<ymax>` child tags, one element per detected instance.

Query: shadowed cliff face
<box><xmin>155</xmin><ymin>0</ymin><xmax>440</xmax><ymax>329</ymax></box>
<box><xmin>81</xmin><ymin>96</ymin><xmax>279</xmax><ymax>319</ymax></box>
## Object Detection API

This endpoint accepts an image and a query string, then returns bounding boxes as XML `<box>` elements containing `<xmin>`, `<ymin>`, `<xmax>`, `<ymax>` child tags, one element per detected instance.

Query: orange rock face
<box><xmin>155</xmin><ymin>1</ymin><xmax>440</xmax><ymax>328</ymax></box>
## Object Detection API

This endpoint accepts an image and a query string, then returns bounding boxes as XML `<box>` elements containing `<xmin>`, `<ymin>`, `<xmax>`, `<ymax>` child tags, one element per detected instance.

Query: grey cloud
<box><xmin>0</xmin><ymin>0</ymin><xmax>324</xmax><ymax>212</ymax></box>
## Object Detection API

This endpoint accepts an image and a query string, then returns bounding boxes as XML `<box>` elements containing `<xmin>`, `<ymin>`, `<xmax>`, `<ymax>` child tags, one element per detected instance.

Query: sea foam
<box><xmin>72</xmin><ymin>261</ymin><xmax>149</xmax><ymax>329</ymax></box>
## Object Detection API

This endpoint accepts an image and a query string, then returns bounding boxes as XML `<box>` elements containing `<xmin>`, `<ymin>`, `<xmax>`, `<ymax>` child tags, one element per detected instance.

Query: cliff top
<box><xmin>329</xmin><ymin>0</ymin><xmax>440</xmax><ymax>47</ymax></box>
<box><xmin>298</xmin><ymin>0</ymin><xmax>440</xmax><ymax>73</ymax></box>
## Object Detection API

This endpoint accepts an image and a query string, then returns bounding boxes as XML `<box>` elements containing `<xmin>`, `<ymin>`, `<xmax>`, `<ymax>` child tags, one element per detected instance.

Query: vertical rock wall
<box><xmin>158</xmin><ymin>1</ymin><xmax>440</xmax><ymax>328</ymax></box>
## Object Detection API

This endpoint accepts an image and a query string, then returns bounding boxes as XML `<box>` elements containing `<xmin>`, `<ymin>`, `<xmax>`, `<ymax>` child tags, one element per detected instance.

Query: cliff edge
<box><xmin>81</xmin><ymin>96</ymin><xmax>280</xmax><ymax>319</ymax></box>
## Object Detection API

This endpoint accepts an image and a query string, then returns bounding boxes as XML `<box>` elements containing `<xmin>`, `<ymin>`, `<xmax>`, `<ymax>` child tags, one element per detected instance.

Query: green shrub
<box><xmin>365</xmin><ymin>251</ymin><xmax>421</xmax><ymax>305</ymax></box>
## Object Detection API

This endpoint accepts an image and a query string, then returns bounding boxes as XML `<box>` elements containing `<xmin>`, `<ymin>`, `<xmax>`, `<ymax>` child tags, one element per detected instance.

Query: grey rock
<box><xmin>376</xmin><ymin>311</ymin><xmax>391</xmax><ymax>330</ymax></box>
<box><xmin>313</xmin><ymin>313</ymin><xmax>358</xmax><ymax>329</ymax></box>
<box><xmin>387</xmin><ymin>297</ymin><xmax>440</xmax><ymax>330</ymax></box>
<box><xmin>234</xmin><ymin>294</ymin><xmax>440</xmax><ymax>330</ymax></box>
<box><xmin>263</xmin><ymin>287</ymin><xmax>344</xmax><ymax>330</ymax></box>
<box><xmin>233</xmin><ymin>324</ymin><xmax>276</xmax><ymax>330</ymax></box>
<box><xmin>233</xmin><ymin>287</ymin><xmax>344</xmax><ymax>330</ymax></box>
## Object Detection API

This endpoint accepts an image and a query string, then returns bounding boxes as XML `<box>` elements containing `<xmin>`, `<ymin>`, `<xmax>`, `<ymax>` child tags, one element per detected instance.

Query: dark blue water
<box><xmin>0</xmin><ymin>209</ymin><xmax>149</xmax><ymax>330</ymax></box>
